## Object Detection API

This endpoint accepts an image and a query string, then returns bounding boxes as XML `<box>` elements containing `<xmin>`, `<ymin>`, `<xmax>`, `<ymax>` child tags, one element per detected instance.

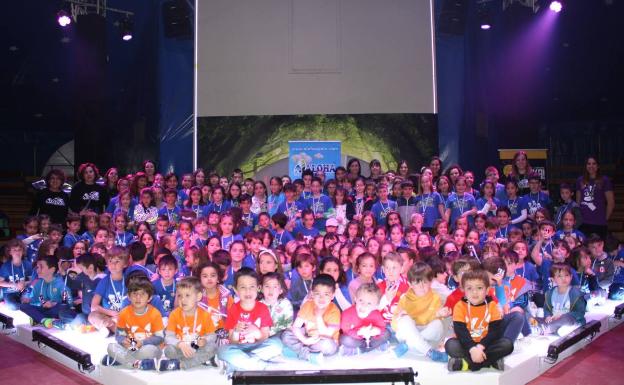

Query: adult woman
<box><xmin>30</xmin><ymin>168</ymin><xmax>70</xmax><ymax>224</ymax></box>
<box><xmin>193</xmin><ymin>168</ymin><xmax>206</xmax><ymax>187</ymax></box>
<box><xmin>507</xmin><ymin>151</ymin><xmax>533</xmax><ymax>195</ymax></box>
<box><xmin>129</xmin><ymin>172</ymin><xmax>148</xmax><ymax>199</ymax></box>
<box><xmin>576</xmin><ymin>156</ymin><xmax>614</xmax><ymax>238</ymax></box>
<box><xmin>346</xmin><ymin>158</ymin><xmax>362</xmax><ymax>182</ymax></box>
<box><xmin>368</xmin><ymin>159</ymin><xmax>383</xmax><ymax>182</ymax></box>
<box><xmin>104</xmin><ymin>167</ymin><xmax>120</xmax><ymax>198</ymax></box>
<box><xmin>397</xmin><ymin>160</ymin><xmax>410</xmax><ymax>180</ymax></box>
<box><xmin>69</xmin><ymin>163</ymin><xmax>109</xmax><ymax>214</ymax></box>
<box><xmin>142</xmin><ymin>160</ymin><xmax>157</xmax><ymax>186</ymax></box>
<box><xmin>429</xmin><ymin>156</ymin><xmax>443</xmax><ymax>181</ymax></box>
<box><xmin>445</xmin><ymin>164</ymin><xmax>463</xmax><ymax>188</ymax></box>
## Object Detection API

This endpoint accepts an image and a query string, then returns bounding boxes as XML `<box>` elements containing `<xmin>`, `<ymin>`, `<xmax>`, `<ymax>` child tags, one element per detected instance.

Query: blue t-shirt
<box><xmin>496</xmin><ymin>224</ymin><xmax>516</xmax><ymax>240</ymax></box>
<box><xmin>63</xmin><ymin>233</ymin><xmax>81</xmax><ymax>249</ymax></box>
<box><xmin>371</xmin><ymin>200</ymin><xmax>398</xmax><ymax>227</ymax></box>
<box><xmin>445</xmin><ymin>192</ymin><xmax>476</xmax><ymax>228</ymax></box>
<box><xmin>241</xmin><ymin>212</ymin><xmax>259</xmax><ymax>229</ymax></box>
<box><xmin>242</xmin><ymin>253</ymin><xmax>257</xmax><ymax>269</ymax></box>
<box><xmin>524</xmin><ymin>192</ymin><xmax>552</xmax><ymax>217</ymax></box>
<box><xmin>221</xmin><ymin>234</ymin><xmax>244</xmax><ymax>251</ymax></box>
<box><xmin>124</xmin><ymin>264</ymin><xmax>157</xmax><ymax>281</ymax></box>
<box><xmin>539</xmin><ymin>259</ymin><xmax>580</xmax><ymax>291</ymax></box>
<box><xmin>272</xmin><ymin>229</ymin><xmax>294</xmax><ymax>248</ymax></box>
<box><xmin>476</xmin><ymin>197</ymin><xmax>502</xmax><ymax>217</ymax></box>
<box><xmin>76</xmin><ymin>272</ymin><xmax>103</xmax><ymax>314</ymax></box>
<box><xmin>613</xmin><ymin>250</ymin><xmax>624</xmax><ymax>285</ymax></box>
<box><xmin>293</xmin><ymin>225</ymin><xmax>320</xmax><ymax>243</ymax></box>
<box><xmin>153</xmin><ymin>279</ymin><xmax>176</xmax><ymax>315</ymax></box>
<box><xmin>94</xmin><ymin>274</ymin><xmax>127</xmax><ymax>311</ymax></box>
<box><xmin>502</xmin><ymin>196</ymin><xmax>529</xmax><ymax>222</ymax></box>
<box><xmin>495</xmin><ymin>183</ymin><xmax>507</xmax><ymax>202</ymax></box>
<box><xmin>16</xmin><ymin>235</ymin><xmax>41</xmax><ymax>263</ymax></box>
<box><xmin>415</xmin><ymin>192</ymin><xmax>443</xmax><ymax>229</ymax></box>
<box><xmin>554</xmin><ymin>230</ymin><xmax>586</xmax><ymax>243</ymax></box>
<box><xmin>28</xmin><ymin>276</ymin><xmax>72</xmax><ymax>306</ymax></box>
<box><xmin>204</xmin><ymin>200</ymin><xmax>232</xmax><ymax>215</ymax></box>
<box><xmin>515</xmin><ymin>261</ymin><xmax>539</xmax><ymax>284</ymax></box>
<box><xmin>276</xmin><ymin>200</ymin><xmax>306</xmax><ymax>222</ymax></box>
<box><xmin>113</xmin><ymin>231</ymin><xmax>135</xmax><ymax>247</ymax></box>
<box><xmin>80</xmin><ymin>231</ymin><xmax>95</xmax><ymax>246</ymax></box>
<box><xmin>0</xmin><ymin>260</ymin><xmax>33</xmax><ymax>294</ymax></box>
<box><xmin>267</xmin><ymin>193</ymin><xmax>285</xmax><ymax>217</ymax></box>
<box><xmin>304</xmin><ymin>194</ymin><xmax>333</xmax><ymax>230</ymax></box>
<box><xmin>158</xmin><ymin>205</ymin><xmax>182</xmax><ymax>225</ymax></box>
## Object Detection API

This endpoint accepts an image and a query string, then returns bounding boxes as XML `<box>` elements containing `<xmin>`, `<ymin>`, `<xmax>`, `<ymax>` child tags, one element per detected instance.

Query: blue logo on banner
<box><xmin>288</xmin><ymin>141</ymin><xmax>341</xmax><ymax>181</ymax></box>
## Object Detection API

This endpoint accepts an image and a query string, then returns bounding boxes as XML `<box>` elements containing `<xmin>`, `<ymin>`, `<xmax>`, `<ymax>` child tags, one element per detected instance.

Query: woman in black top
<box><xmin>69</xmin><ymin>162</ymin><xmax>109</xmax><ymax>214</ymax></box>
<box><xmin>30</xmin><ymin>169</ymin><xmax>70</xmax><ymax>224</ymax></box>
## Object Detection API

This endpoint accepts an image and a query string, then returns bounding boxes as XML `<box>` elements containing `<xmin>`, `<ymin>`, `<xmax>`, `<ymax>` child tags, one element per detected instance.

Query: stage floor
<box><xmin>1</xmin><ymin>300</ymin><xmax>622</xmax><ymax>385</ymax></box>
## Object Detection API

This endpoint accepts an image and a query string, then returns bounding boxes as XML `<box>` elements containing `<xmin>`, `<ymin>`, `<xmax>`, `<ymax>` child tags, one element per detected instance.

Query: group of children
<box><xmin>1</xmin><ymin>159</ymin><xmax>623</xmax><ymax>375</ymax></box>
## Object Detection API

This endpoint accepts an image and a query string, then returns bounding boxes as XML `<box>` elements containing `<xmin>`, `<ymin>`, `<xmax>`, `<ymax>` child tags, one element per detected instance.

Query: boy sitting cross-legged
<box><xmin>446</xmin><ymin>270</ymin><xmax>514</xmax><ymax>372</ymax></box>
<box><xmin>160</xmin><ymin>276</ymin><xmax>218</xmax><ymax>371</ymax></box>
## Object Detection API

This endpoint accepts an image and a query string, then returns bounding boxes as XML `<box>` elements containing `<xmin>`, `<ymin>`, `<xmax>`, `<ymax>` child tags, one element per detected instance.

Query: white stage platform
<box><xmin>1</xmin><ymin>300</ymin><xmax>622</xmax><ymax>385</ymax></box>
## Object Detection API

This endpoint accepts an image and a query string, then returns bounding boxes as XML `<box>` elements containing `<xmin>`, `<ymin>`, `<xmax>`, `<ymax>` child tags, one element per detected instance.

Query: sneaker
<box><xmin>281</xmin><ymin>346</ymin><xmax>298</xmax><ymax>359</ymax></box>
<box><xmin>492</xmin><ymin>358</ymin><xmax>505</xmax><ymax>371</ymax></box>
<box><xmin>159</xmin><ymin>359</ymin><xmax>180</xmax><ymax>372</ymax></box>
<box><xmin>41</xmin><ymin>318</ymin><xmax>54</xmax><ymax>328</ymax></box>
<box><xmin>393</xmin><ymin>342</ymin><xmax>409</xmax><ymax>358</ymax></box>
<box><xmin>101</xmin><ymin>355</ymin><xmax>120</xmax><ymax>367</ymax></box>
<box><xmin>308</xmin><ymin>353</ymin><xmax>324</xmax><ymax>365</ymax></box>
<box><xmin>531</xmin><ymin>324</ymin><xmax>545</xmax><ymax>336</ymax></box>
<box><xmin>427</xmin><ymin>349</ymin><xmax>449</xmax><ymax>363</ymax></box>
<box><xmin>78</xmin><ymin>324</ymin><xmax>96</xmax><ymax>333</ymax></box>
<box><xmin>448</xmin><ymin>357</ymin><xmax>463</xmax><ymax>372</ymax></box>
<box><xmin>135</xmin><ymin>359</ymin><xmax>156</xmax><ymax>371</ymax></box>
<box><xmin>203</xmin><ymin>357</ymin><xmax>219</xmax><ymax>367</ymax></box>
<box><xmin>51</xmin><ymin>319</ymin><xmax>66</xmax><ymax>330</ymax></box>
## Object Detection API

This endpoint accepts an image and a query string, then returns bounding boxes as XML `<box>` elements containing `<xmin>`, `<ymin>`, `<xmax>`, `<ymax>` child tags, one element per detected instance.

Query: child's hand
<box><xmin>178</xmin><ymin>342</ymin><xmax>195</xmax><ymax>358</ymax></box>
<box><xmin>385</xmin><ymin>283</ymin><xmax>399</xmax><ymax>302</ymax></box>
<box><xmin>14</xmin><ymin>281</ymin><xmax>25</xmax><ymax>292</ymax></box>
<box><xmin>545</xmin><ymin>316</ymin><xmax>553</xmax><ymax>323</ymax></box>
<box><xmin>493</xmin><ymin>272</ymin><xmax>504</xmax><ymax>285</ymax></box>
<box><xmin>503</xmin><ymin>304</ymin><xmax>510</xmax><ymax>315</ymax></box>
<box><xmin>122</xmin><ymin>338</ymin><xmax>132</xmax><ymax>349</ymax></box>
<box><xmin>197</xmin><ymin>336</ymin><xmax>207</xmax><ymax>347</ymax></box>
<box><xmin>42</xmin><ymin>301</ymin><xmax>55</xmax><ymax>309</ymax></box>
<box><xmin>304</xmin><ymin>336</ymin><xmax>320</xmax><ymax>345</ymax></box>
<box><xmin>234</xmin><ymin>321</ymin><xmax>247</xmax><ymax>333</ymax></box>
<box><xmin>469</xmin><ymin>345</ymin><xmax>486</xmax><ymax>363</ymax></box>
<box><xmin>436</xmin><ymin>307</ymin><xmax>451</xmax><ymax>318</ymax></box>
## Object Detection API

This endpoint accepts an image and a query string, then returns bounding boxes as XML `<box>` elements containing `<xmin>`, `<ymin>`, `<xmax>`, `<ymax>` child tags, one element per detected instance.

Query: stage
<box><xmin>1</xmin><ymin>301</ymin><xmax>623</xmax><ymax>385</ymax></box>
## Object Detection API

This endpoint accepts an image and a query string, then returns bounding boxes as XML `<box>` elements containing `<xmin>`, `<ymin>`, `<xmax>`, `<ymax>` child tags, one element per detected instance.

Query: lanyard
<box><xmin>302</xmin><ymin>279</ymin><xmax>310</xmax><ymax>294</ymax></box>
<box><xmin>191</xmin><ymin>204</ymin><xmax>201</xmax><ymax>216</ymax></box>
<box><xmin>420</xmin><ymin>194</ymin><xmax>431</xmax><ymax>214</ymax></box>
<box><xmin>213</xmin><ymin>202</ymin><xmax>222</xmax><ymax>213</ymax></box>
<box><xmin>556</xmin><ymin>203</ymin><xmax>570</xmax><ymax>224</ymax></box>
<box><xmin>39</xmin><ymin>280</ymin><xmax>52</xmax><ymax>301</ymax></box>
<box><xmin>285</xmin><ymin>201</ymin><xmax>296</xmax><ymax>219</ymax></box>
<box><xmin>161</xmin><ymin>279</ymin><xmax>176</xmax><ymax>297</ymax></box>
<box><xmin>116</xmin><ymin>232</ymin><xmax>126</xmax><ymax>246</ymax></box>
<box><xmin>11</xmin><ymin>263</ymin><xmax>26</xmax><ymax>282</ymax></box>
<box><xmin>166</xmin><ymin>207</ymin><xmax>176</xmax><ymax>222</ymax></box>
<box><xmin>221</xmin><ymin>235</ymin><xmax>233</xmax><ymax>249</ymax></box>
<box><xmin>456</xmin><ymin>194</ymin><xmax>465</xmax><ymax>215</ymax></box>
<box><xmin>311</xmin><ymin>196</ymin><xmax>320</xmax><ymax>215</ymax></box>
<box><xmin>467</xmin><ymin>300</ymin><xmax>489</xmax><ymax>333</ymax></box>
<box><xmin>355</xmin><ymin>197</ymin><xmax>364</xmax><ymax>216</ymax></box>
<box><xmin>110</xmin><ymin>275</ymin><xmax>125</xmax><ymax>302</ymax></box>
<box><xmin>183</xmin><ymin>309</ymin><xmax>199</xmax><ymax>338</ymax></box>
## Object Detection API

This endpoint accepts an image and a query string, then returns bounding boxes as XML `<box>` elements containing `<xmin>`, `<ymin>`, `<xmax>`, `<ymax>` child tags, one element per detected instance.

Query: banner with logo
<box><xmin>288</xmin><ymin>141</ymin><xmax>341</xmax><ymax>181</ymax></box>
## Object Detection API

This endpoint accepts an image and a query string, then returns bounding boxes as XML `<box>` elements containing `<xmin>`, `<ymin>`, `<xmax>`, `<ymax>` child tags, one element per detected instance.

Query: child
<box><xmin>287</xmin><ymin>252</ymin><xmax>317</xmax><ymax>310</ymax></box>
<box><xmin>257</xmin><ymin>248</ymin><xmax>284</xmax><ymax>276</ymax></box>
<box><xmin>320</xmin><ymin>256</ymin><xmax>352</xmax><ymax>311</ymax></box>
<box><xmin>271</xmin><ymin>213</ymin><xmax>294</xmax><ymax>249</ymax></box>
<box><xmin>160</xmin><ymin>276</ymin><xmax>217</xmax><ymax>371</ymax></box>
<box><xmin>18</xmin><ymin>216</ymin><xmax>43</xmax><ymax>263</ymax></box>
<box><xmin>239</xmin><ymin>194</ymin><xmax>258</xmax><ymax>236</ymax></box>
<box><xmin>0</xmin><ymin>239</ymin><xmax>33</xmax><ymax>310</ymax></box>
<box><xmin>293</xmin><ymin>210</ymin><xmax>320</xmax><ymax>243</ymax></box>
<box><xmin>446</xmin><ymin>270</ymin><xmax>513</xmax><ymax>371</ymax></box>
<box><xmin>396</xmin><ymin>180</ymin><xmax>418</xmax><ymax>229</ymax></box>
<box><xmin>155</xmin><ymin>215</ymin><xmax>170</xmax><ymax>242</ymax></box>
<box><xmin>571</xmin><ymin>246</ymin><xmax>598</xmax><ymax>295</ymax></box>
<box><xmin>89</xmin><ymin>246</ymin><xmax>128</xmax><ymax>335</ymax></box>
<box><xmin>101</xmin><ymin>275</ymin><xmax>164</xmax><ymax>370</ymax></box>
<box><xmin>196</xmin><ymin>261</ymin><xmax>233</xmax><ymax>329</ymax></box>
<box><xmin>158</xmin><ymin>188</ymin><xmax>181</xmax><ymax>227</ymax></box>
<box><xmin>281</xmin><ymin>274</ymin><xmax>340</xmax><ymax>362</ymax></box>
<box><xmin>348</xmin><ymin>252</ymin><xmax>378</xmax><ymax>300</ymax></box>
<box><xmin>276</xmin><ymin>183</ymin><xmax>305</xmax><ymax>230</ymax></box>
<box><xmin>72</xmin><ymin>253</ymin><xmax>106</xmax><ymax>329</ymax></box>
<box><xmin>112</xmin><ymin>213</ymin><xmax>134</xmax><ymax>247</ymax></box>
<box><xmin>154</xmin><ymin>255</ymin><xmax>178</xmax><ymax>315</ymax></box>
<box><xmin>19</xmin><ymin>255</ymin><xmax>72</xmax><ymax>325</ymax></box>
<box><xmin>476</xmin><ymin>180</ymin><xmax>502</xmax><ymax>218</ymax></box>
<box><xmin>220</xmin><ymin>213</ymin><xmax>243</xmax><ymax>252</ymax></box>
<box><xmin>445</xmin><ymin>176</ymin><xmax>477</xmax><ymax>230</ymax></box>
<box><xmin>125</xmin><ymin>242</ymin><xmax>156</xmax><ymax>280</ymax></box>
<box><xmin>217</xmin><ymin>268</ymin><xmax>281</xmax><ymax>372</ymax></box>
<box><xmin>554</xmin><ymin>183</ymin><xmax>582</xmax><ymax>230</ymax></box>
<box><xmin>533</xmin><ymin>264</ymin><xmax>586</xmax><ymax>336</ymax></box>
<box><xmin>495</xmin><ymin>207</ymin><xmax>514</xmax><ymax>241</ymax></box>
<box><xmin>524</xmin><ymin>174</ymin><xmax>552</xmax><ymax>219</ymax></box>
<box><xmin>416</xmin><ymin>175</ymin><xmax>444</xmax><ymax>232</ymax></box>
<box><xmin>430</xmin><ymin>258</ymin><xmax>452</xmax><ymax>303</ymax></box>
<box><xmin>510</xmin><ymin>241</ymin><xmax>540</xmax><ymax>286</ymax></box>
<box><xmin>392</xmin><ymin>262</ymin><xmax>449</xmax><ymax>362</ymax></box>
<box><xmin>586</xmin><ymin>235</ymin><xmax>615</xmax><ymax>291</ymax></box>
<box><xmin>502</xmin><ymin>179</ymin><xmax>528</xmax><ymax>225</ymax></box>
<box><xmin>444</xmin><ymin>259</ymin><xmax>480</xmax><ymax>314</ymax></box>
<box><xmin>377</xmin><ymin>252</ymin><xmax>409</xmax><ymax>324</ymax></box>
<box><xmin>260</xmin><ymin>272</ymin><xmax>294</xmax><ymax>338</ymax></box>
<box><xmin>340</xmin><ymin>283</ymin><xmax>390</xmax><ymax>355</ymax></box>
<box><xmin>371</xmin><ymin>183</ymin><xmax>398</xmax><ymax>227</ymax></box>
<box><xmin>305</xmin><ymin>177</ymin><xmax>333</xmax><ymax>231</ymax></box>
<box><xmin>63</xmin><ymin>213</ymin><xmax>82</xmax><ymax>248</ymax></box>
<box><xmin>554</xmin><ymin>210</ymin><xmax>585</xmax><ymax>243</ymax></box>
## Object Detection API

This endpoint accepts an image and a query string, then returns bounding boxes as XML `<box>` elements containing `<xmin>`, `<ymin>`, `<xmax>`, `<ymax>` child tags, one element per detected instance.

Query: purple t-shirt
<box><xmin>576</xmin><ymin>176</ymin><xmax>612</xmax><ymax>226</ymax></box>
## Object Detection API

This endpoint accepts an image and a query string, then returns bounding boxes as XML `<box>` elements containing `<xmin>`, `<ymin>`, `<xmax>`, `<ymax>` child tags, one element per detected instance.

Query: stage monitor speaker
<box><xmin>32</xmin><ymin>328</ymin><xmax>95</xmax><ymax>373</ymax></box>
<box><xmin>231</xmin><ymin>367</ymin><xmax>417</xmax><ymax>385</ymax></box>
<box><xmin>545</xmin><ymin>320</ymin><xmax>601</xmax><ymax>363</ymax></box>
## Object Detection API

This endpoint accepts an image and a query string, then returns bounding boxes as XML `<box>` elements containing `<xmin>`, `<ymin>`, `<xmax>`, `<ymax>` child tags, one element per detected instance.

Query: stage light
<box><xmin>477</xmin><ymin>0</ymin><xmax>493</xmax><ymax>31</ymax></box>
<box><xmin>57</xmin><ymin>10</ymin><xmax>71</xmax><ymax>27</ymax></box>
<box><xmin>481</xmin><ymin>23</ymin><xmax>492</xmax><ymax>30</ymax></box>
<box><xmin>614</xmin><ymin>302</ymin><xmax>624</xmax><ymax>319</ymax></box>
<box><xmin>0</xmin><ymin>312</ymin><xmax>14</xmax><ymax>329</ymax></box>
<box><xmin>545</xmin><ymin>320</ymin><xmax>600</xmax><ymax>363</ymax></box>
<box><xmin>32</xmin><ymin>329</ymin><xmax>95</xmax><ymax>373</ymax></box>
<box><xmin>120</xmin><ymin>18</ymin><xmax>133</xmax><ymax>41</ymax></box>
<box><xmin>231</xmin><ymin>367</ymin><xmax>417</xmax><ymax>385</ymax></box>
<box><xmin>549</xmin><ymin>1</ymin><xmax>563</xmax><ymax>13</ymax></box>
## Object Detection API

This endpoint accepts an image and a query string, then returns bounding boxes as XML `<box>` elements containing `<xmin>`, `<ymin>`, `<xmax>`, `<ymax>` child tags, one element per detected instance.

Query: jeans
<box><xmin>164</xmin><ymin>334</ymin><xmax>217</xmax><ymax>369</ymax></box>
<box><xmin>18</xmin><ymin>303</ymin><xmax>73</xmax><ymax>324</ymax></box>
<box><xmin>339</xmin><ymin>328</ymin><xmax>390</xmax><ymax>353</ymax></box>
<box><xmin>394</xmin><ymin>316</ymin><xmax>443</xmax><ymax>355</ymax></box>
<box><xmin>217</xmin><ymin>339</ymin><xmax>282</xmax><ymax>372</ymax></box>
<box><xmin>445</xmin><ymin>337</ymin><xmax>514</xmax><ymax>371</ymax></box>
<box><xmin>536</xmin><ymin>313</ymin><xmax>578</xmax><ymax>335</ymax></box>
<box><xmin>108</xmin><ymin>343</ymin><xmax>162</xmax><ymax>367</ymax></box>
<box><xmin>608</xmin><ymin>283</ymin><xmax>624</xmax><ymax>300</ymax></box>
<box><xmin>281</xmin><ymin>328</ymin><xmax>338</xmax><ymax>360</ymax></box>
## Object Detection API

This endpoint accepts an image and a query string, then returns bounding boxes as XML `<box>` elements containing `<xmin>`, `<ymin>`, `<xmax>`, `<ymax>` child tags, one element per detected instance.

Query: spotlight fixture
<box><xmin>549</xmin><ymin>1</ymin><xmax>563</xmax><ymax>12</ymax></box>
<box><xmin>478</xmin><ymin>0</ymin><xmax>494</xmax><ymax>30</ymax></box>
<box><xmin>120</xmin><ymin>17</ymin><xmax>133</xmax><ymax>41</ymax></box>
<box><xmin>57</xmin><ymin>10</ymin><xmax>72</xmax><ymax>27</ymax></box>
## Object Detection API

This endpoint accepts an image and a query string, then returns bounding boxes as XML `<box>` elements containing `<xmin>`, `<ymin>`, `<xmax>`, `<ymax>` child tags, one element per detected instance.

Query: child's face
<box><xmin>504</xmin><ymin>259</ymin><xmax>518</xmax><ymax>276</ymax></box>
<box><xmin>284</xmin><ymin>190</ymin><xmax>295</xmax><ymax>201</ymax></box>
<box><xmin>220</xmin><ymin>217</ymin><xmax>234</xmax><ymax>234</ymax></box>
<box><xmin>185</xmin><ymin>250</ymin><xmax>196</xmax><ymax>267</ymax></box>
<box><xmin>208</xmin><ymin>213</ymin><xmax>220</xmax><ymax>226</ymax></box>
<box><xmin>339</xmin><ymin>249</ymin><xmax>350</xmax><ymax>268</ymax></box>
<box><xmin>496</xmin><ymin>212</ymin><xmax>510</xmax><ymax>226</ymax></box>
<box><xmin>9</xmin><ymin>246</ymin><xmax>23</xmax><ymax>261</ymax></box>
<box><xmin>128</xmin><ymin>289</ymin><xmax>151</xmax><ymax>310</ymax></box>
<box><xmin>435</xmin><ymin>271</ymin><xmax>448</xmax><ymax>284</ymax></box>
<box><xmin>456</xmin><ymin>217</ymin><xmax>468</xmax><ymax>232</ymax></box>
<box><xmin>380</xmin><ymin>243</ymin><xmax>394</xmax><ymax>257</ymax></box>
<box><xmin>399</xmin><ymin>253</ymin><xmax>413</xmax><ymax>276</ymax></box>
<box><xmin>157</xmin><ymin>220</ymin><xmax>168</xmax><ymax>233</ymax></box>
<box><xmin>383</xmin><ymin>259</ymin><xmax>402</xmax><ymax>282</ymax></box>
<box><xmin>409</xmin><ymin>279</ymin><xmax>431</xmax><ymax>297</ymax></box>
<box><xmin>213</xmin><ymin>189</ymin><xmax>223</xmax><ymax>202</ymax></box>
<box><xmin>240</xmin><ymin>200</ymin><xmax>251</xmax><ymax>212</ymax></box>
<box><xmin>367</xmin><ymin>240</ymin><xmax>380</xmax><ymax>255</ymax></box>
<box><xmin>378</xmin><ymin>187</ymin><xmax>389</xmax><ymax>200</ymax></box>
<box><xmin>452</xmin><ymin>265</ymin><xmax>471</xmax><ymax>286</ymax></box>
<box><xmin>375</xmin><ymin>228</ymin><xmax>387</xmax><ymax>241</ymax></box>
<box><xmin>179</xmin><ymin>224</ymin><xmax>192</xmax><ymax>237</ymax></box>
<box><xmin>535</xmin><ymin>211</ymin><xmax>546</xmax><ymax>223</ymax></box>
<box><xmin>358</xmin><ymin>257</ymin><xmax>376</xmax><ymax>279</ymax></box>
<box><xmin>195</xmin><ymin>222</ymin><xmax>208</xmax><ymax>235</ymax></box>
<box><xmin>553</xmin><ymin>244</ymin><xmax>569</xmax><ymax>262</ymax></box>
<box><xmin>513</xmin><ymin>243</ymin><xmax>528</xmax><ymax>260</ymax></box>
<box><xmin>230</xmin><ymin>243</ymin><xmax>245</xmax><ymax>262</ymax></box>
<box><xmin>390</xmin><ymin>227</ymin><xmax>403</xmax><ymax>241</ymax></box>
<box><xmin>177</xmin><ymin>287</ymin><xmax>202</xmax><ymax>313</ymax></box>
<box><xmin>562</xmin><ymin>213</ymin><xmax>575</xmax><ymax>229</ymax></box>
<box><xmin>483</xmin><ymin>184</ymin><xmax>494</xmax><ymax>197</ymax></box>
<box><xmin>40</xmin><ymin>219</ymin><xmax>50</xmax><ymax>232</ymax></box>
<box><xmin>159</xmin><ymin>264</ymin><xmax>177</xmax><ymax>282</ymax></box>
<box><xmin>580</xmin><ymin>253</ymin><xmax>591</xmax><ymax>268</ymax></box>
<box><xmin>467</xmin><ymin>231</ymin><xmax>479</xmax><ymax>245</ymax></box>
<box><xmin>114</xmin><ymin>216</ymin><xmax>126</xmax><ymax>231</ymax></box>
<box><xmin>68</xmin><ymin>220</ymin><xmax>81</xmax><ymax>233</ymax></box>
<box><xmin>297</xmin><ymin>261</ymin><xmax>315</xmax><ymax>280</ymax></box>
<box><xmin>182</xmin><ymin>176</ymin><xmax>193</xmax><ymax>188</ymax></box>
<box><xmin>540</xmin><ymin>225</ymin><xmax>555</xmax><ymax>239</ymax></box>
<box><xmin>261</xmin><ymin>278</ymin><xmax>283</xmax><ymax>303</ymax></box>
<box><xmin>321</xmin><ymin>261</ymin><xmax>340</xmax><ymax>282</ymax></box>
<box><xmin>363</xmin><ymin>215</ymin><xmax>374</xmax><ymax>228</ymax></box>
<box><xmin>455</xmin><ymin>180</ymin><xmax>466</xmax><ymax>194</ymax></box>
<box><xmin>234</xmin><ymin>275</ymin><xmax>259</xmax><ymax>303</ymax></box>
<box><xmin>200</xmin><ymin>266</ymin><xmax>219</xmax><ymax>290</ymax></box>
<box><xmin>25</xmin><ymin>220</ymin><xmax>39</xmax><ymax>235</ymax></box>
<box><xmin>417</xmin><ymin>234</ymin><xmax>431</xmax><ymax>248</ymax></box>
<box><xmin>529</xmin><ymin>179</ymin><xmax>541</xmax><ymax>193</ymax></box>
<box><xmin>36</xmin><ymin>260</ymin><xmax>54</xmax><ymax>280</ymax></box>
<box><xmin>311</xmin><ymin>181</ymin><xmax>322</xmax><ymax>195</ymax></box>
<box><xmin>49</xmin><ymin>230</ymin><xmax>62</xmax><ymax>243</ymax></box>
<box><xmin>560</xmin><ymin>188</ymin><xmax>572</xmax><ymax>202</ymax></box>
<box><xmin>95</xmin><ymin>230</ymin><xmax>108</xmax><ymax>243</ymax></box>
<box><xmin>311</xmin><ymin>284</ymin><xmax>335</xmax><ymax>310</ymax></box>
<box><xmin>258</xmin><ymin>254</ymin><xmax>277</xmax><ymax>275</ymax></box>
<box><xmin>303</xmin><ymin>214</ymin><xmax>315</xmax><ymax>228</ymax></box>
<box><xmin>165</xmin><ymin>193</ymin><xmax>177</xmax><ymax>206</ymax></box>
<box><xmin>437</xmin><ymin>222</ymin><xmax>448</xmax><ymax>236</ymax></box>
<box><xmin>355</xmin><ymin>291</ymin><xmax>379</xmax><ymax>318</ymax></box>
<box><xmin>249</xmin><ymin>238</ymin><xmax>262</xmax><ymax>254</ymax></box>
<box><xmin>99</xmin><ymin>216</ymin><xmax>111</xmax><ymax>228</ymax></box>
<box><xmin>407</xmin><ymin>231</ymin><xmax>418</xmax><ymax>245</ymax></box>
<box><xmin>553</xmin><ymin>270</ymin><xmax>572</xmax><ymax>289</ymax></box>
<box><xmin>505</xmin><ymin>183</ymin><xmax>518</xmax><ymax>197</ymax></box>
<box><xmin>463</xmin><ymin>279</ymin><xmax>487</xmax><ymax>305</ymax></box>
<box><xmin>453</xmin><ymin>230</ymin><xmax>466</xmax><ymax>246</ymax></box>
<box><xmin>107</xmin><ymin>257</ymin><xmax>126</xmax><ymax>274</ymax></box>
<box><xmin>475</xmin><ymin>217</ymin><xmax>486</xmax><ymax>230</ymax></box>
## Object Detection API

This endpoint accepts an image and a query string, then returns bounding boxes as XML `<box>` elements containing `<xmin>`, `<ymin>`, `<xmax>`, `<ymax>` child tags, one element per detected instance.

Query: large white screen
<box><xmin>196</xmin><ymin>0</ymin><xmax>436</xmax><ymax>116</ymax></box>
